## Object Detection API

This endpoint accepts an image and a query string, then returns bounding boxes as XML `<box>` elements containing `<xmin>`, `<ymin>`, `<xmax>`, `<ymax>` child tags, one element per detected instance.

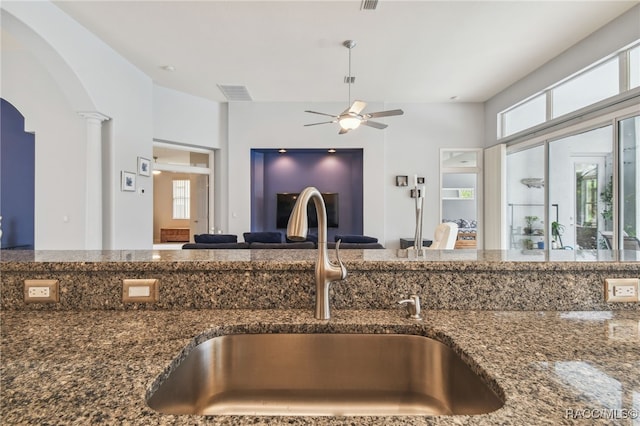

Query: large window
<box><xmin>548</xmin><ymin>126</ymin><xmax>613</xmax><ymax>250</ymax></box>
<box><xmin>506</xmin><ymin>145</ymin><xmax>545</xmax><ymax>250</ymax></box>
<box><xmin>505</xmin><ymin>110</ymin><xmax>638</xmax><ymax>252</ymax></box>
<box><xmin>619</xmin><ymin>115</ymin><xmax>639</xmax><ymax>249</ymax></box>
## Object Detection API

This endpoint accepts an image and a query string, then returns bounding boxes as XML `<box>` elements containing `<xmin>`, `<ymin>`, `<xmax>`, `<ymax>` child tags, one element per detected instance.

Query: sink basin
<box><xmin>147</xmin><ymin>333</ymin><xmax>503</xmax><ymax>416</ymax></box>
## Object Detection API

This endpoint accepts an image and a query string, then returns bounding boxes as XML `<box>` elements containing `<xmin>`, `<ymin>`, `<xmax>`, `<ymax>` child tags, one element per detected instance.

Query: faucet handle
<box><xmin>334</xmin><ymin>239</ymin><xmax>347</xmax><ymax>280</ymax></box>
<box><xmin>397</xmin><ymin>294</ymin><xmax>423</xmax><ymax>320</ymax></box>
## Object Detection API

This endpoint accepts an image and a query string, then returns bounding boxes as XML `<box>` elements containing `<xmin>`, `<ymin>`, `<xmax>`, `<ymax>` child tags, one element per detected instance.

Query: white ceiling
<box><xmin>53</xmin><ymin>0</ymin><xmax>638</xmax><ymax>103</ymax></box>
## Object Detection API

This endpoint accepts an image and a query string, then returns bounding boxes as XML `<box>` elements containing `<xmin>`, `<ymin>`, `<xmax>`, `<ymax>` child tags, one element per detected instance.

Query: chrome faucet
<box><xmin>287</xmin><ymin>187</ymin><xmax>347</xmax><ymax>320</ymax></box>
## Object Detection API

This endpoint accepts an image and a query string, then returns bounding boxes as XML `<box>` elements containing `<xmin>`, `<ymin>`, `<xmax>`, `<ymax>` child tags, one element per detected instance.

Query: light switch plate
<box><xmin>122</xmin><ymin>279</ymin><xmax>159</xmax><ymax>303</ymax></box>
<box><xmin>24</xmin><ymin>279</ymin><xmax>60</xmax><ymax>303</ymax></box>
<box><xmin>604</xmin><ymin>278</ymin><xmax>639</xmax><ymax>303</ymax></box>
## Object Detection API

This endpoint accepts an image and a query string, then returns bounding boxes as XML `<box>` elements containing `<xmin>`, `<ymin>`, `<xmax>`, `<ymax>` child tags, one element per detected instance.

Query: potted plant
<box><xmin>551</xmin><ymin>221</ymin><xmax>565</xmax><ymax>249</ymax></box>
<box><xmin>600</xmin><ymin>176</ymin><xmax>613</xmax><ymax>228</ymax></box>
<box><xmin>523</xmin><ymin>216</ymin><xmax>539</xmax><ymax>235</ymax></box>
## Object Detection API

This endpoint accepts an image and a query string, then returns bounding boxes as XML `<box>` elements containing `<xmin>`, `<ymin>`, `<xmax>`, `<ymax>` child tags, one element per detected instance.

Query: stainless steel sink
<box><xmin>147</xmin><ymin>333</ymin><xmax>503</xmax><ymax>416</ymax></box>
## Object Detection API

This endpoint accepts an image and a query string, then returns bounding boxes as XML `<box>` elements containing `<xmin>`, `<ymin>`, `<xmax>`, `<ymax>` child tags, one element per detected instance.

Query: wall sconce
<box><xmin>396</xmin><ymin>175</ymin><xmax>408</xmax><ymax>186</ymax></box>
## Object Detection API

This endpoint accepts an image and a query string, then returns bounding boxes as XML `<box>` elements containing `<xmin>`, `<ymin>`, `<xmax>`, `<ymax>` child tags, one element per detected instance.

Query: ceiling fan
<box><xmin>304</xmin><ymin>40</ymin><xmax>404</xmax><ymax>134</ymax></box>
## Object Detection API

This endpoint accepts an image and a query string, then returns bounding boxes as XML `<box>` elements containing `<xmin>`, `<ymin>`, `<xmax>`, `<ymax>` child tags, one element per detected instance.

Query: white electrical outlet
<box><xmin>128</xmin><ymin>286</ymin><xmax>150</xmax><ymax>298</ymax></box>
<box><xmin>613</xmin><ymin>285</ymin><xmax>636</xmax><ymax>297</ymax></box>
<box><xmin>122</xmin><ymin>279</ymin><xmax>159</xmax><ymax>303</ymax></box>
<box><xmin>605</xmin><ymin>278</ymin><xmax>640</xmax><ymax>303</ymax></box>
<box><xmin>28</xmin><ymin>287</ymin><xmax>50</xmax><ymax>298</ymax></box>
<box><xmin>24</xmin><ymin>280</ymin><xmax>59</xmax><ymax>303</ymax></box>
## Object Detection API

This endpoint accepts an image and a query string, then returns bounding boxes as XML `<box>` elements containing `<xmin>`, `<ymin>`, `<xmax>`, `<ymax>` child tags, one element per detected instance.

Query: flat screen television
<box><xmin>276</xmin><ymin>192</ymin><xmax>339</xmax><ymax>228</ymax></box>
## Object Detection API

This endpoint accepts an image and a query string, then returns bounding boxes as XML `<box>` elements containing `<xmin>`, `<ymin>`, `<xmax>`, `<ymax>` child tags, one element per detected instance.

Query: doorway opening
<box><xmin>152</xmin><ymin>142</ymin><xmax>214</xmax><ymax>249</ymax></box>
<box><xmin>440</xmin><ymin>149</ymin><xmax>483</xmax><ymax>249</ymax></box>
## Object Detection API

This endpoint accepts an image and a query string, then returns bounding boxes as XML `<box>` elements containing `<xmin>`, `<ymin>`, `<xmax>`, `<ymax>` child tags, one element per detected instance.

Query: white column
<box><xmin>78</xmin><ymin>112</ymin><xmax>110</xmax><ymax>250</ymax></box>
<box><xmin>483</xmin><ymin>144</ymin><xmax>507</xmax><ymax>250</ymax></box>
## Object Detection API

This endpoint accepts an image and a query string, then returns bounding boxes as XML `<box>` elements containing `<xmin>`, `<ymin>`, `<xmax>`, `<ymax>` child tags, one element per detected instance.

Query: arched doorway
<box><xmin>0</xmin><ymin>98</ymin><xmax>35</xmax><ymax>249</ymax></box>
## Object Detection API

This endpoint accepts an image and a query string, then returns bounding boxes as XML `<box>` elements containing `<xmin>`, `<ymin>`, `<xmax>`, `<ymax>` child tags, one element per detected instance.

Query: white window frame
<box><xmin>498</xmin><ymin>40</ymin><xmax>640</xmax><ymax>140</ymax></box>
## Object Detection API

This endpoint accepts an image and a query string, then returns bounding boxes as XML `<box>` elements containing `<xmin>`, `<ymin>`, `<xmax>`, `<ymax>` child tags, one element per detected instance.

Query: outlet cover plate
<box><xmin>122</xmin><ymin>279</ymin><xmax>159</xmax><ymax>303</ymax></box>
<box><xmin>604</xmin><ymin>278</ymin><xmax>639</xmax><ymax>303</ymax></box>
<box><xmin>24</xmin><ymin>279</ymin><xmax>60</xmax><ymax>303</ymax></box>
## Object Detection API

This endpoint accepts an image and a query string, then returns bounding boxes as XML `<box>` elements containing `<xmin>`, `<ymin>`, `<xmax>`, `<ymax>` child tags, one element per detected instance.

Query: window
<box><xmin>502</xmin><ymin>94</ymin><xmax>546</xmax><ymax>137</ymax></box>
<box><xmin>172</xmin><ymin>179</ymin><xmax>190</xmax><ymax>219</ymax></box>
<box><xmin>552</xmin><ymin>58</ymin><xmax>619</xmax><ymax>118</ymax></box>
<box><xmin>549</xmin><ymin>126</ymin><xmax>613</xmax><ymax>250</ymax></box>
<box><xmin>506</xmin><ymin>145</ymin><xmax>545</xmax><ymax>249</ymax></box>
<box><xmin>629</xmin><ymin>45</ymin><xmax>640</xmax><ymax>89</ymax></box>
<box><xmin>498</xmin><ymin>40</ymin><xmax>640</xmax><ymax>139</ymax></box>
<box><xmin>619</xmin><ymin>115</ymin><xmax>639</xmax><ymax>249</ymax></box>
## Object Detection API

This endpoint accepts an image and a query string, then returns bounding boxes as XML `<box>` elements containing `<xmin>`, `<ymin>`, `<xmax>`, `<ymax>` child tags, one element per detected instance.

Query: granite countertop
<box><xmin>2</xmin><ymin>249</ymin><xmax>639</xmax><ymax>272</ymax></box>
<box><xmin>2</xmin><ymin>309</ymin><xmax>639</xmax><ymax>425</ymax></box>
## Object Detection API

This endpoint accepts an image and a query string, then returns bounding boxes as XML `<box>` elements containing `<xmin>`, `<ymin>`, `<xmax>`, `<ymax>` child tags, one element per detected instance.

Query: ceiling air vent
<box><xmin>361</xmin><ymin>0</ymin><xmax>378</xmax><ymax>10</ymax></box>
<box><xmin>217</xmin><ymin>85</ymin><xmax>253</xmax><ymax>101</ymax></box>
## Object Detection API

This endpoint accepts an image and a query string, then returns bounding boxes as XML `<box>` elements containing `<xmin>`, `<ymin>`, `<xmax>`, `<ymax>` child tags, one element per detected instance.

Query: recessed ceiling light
<box><xmin>278</xmin><ymin>149</ymin><xmax>287</xmax><ymax>153</ymax></box>
<box><xmin>328</xmin><ymin>149</ymin><xmax>336</xmax><ymax>153</ymax></box>
<box><xmin>160</xmin><ymin>65</ymin><xmax>176</xmax><ymax>72</ymax></box>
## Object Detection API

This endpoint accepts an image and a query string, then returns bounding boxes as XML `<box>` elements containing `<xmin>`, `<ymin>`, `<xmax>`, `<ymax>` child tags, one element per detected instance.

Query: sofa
<box><xmin>182</xmin><ymin>232</ymin><xmax>384</xmax><ymax>249</ymax></box>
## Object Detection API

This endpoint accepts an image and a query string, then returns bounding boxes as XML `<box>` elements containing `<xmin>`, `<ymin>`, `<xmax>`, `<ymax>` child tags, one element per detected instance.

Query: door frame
<box><xmin>571</xmin><ymin>155</ymin><xmax>607</xmax><ymax>249</ymax></box>
<box><xmin>152</xmin><ymin>141</ymin><xmax>214</xmax><ymax>243</ymax></box>
<box><xmin>439</xmin><ymin>148</ymin><xmax>484</xmax><ymax>249</ymax></box>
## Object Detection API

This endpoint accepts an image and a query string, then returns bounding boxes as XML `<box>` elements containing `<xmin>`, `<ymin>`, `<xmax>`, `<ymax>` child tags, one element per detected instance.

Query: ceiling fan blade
<box><xmin>304</xmin><ymin>121</ymin><xmax>336</xmax><ymax>127</ymax></box>
<box><xmin>365</xmin><ymin>109</ymin><xmax>404</xmax><ymax>118</ymax></box>
<box><xmin>345</xmin><ymin>100</ymin><xmax>367</xmax><ymax>115</ymax></box>
<box><xmin>361</xmin><ymin>120</ymin><xmax>388</xmax><ymax>129</ymax></box>
<box><xmin>305</xmin><ymin>110</ymin><xmax>338</xmax><ymax>118</ymax></box>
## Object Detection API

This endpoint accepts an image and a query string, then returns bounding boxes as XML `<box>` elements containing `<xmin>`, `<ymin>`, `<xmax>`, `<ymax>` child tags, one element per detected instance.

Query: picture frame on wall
<box><xmin>396</xmin><ymin>175</ymin><xmax>408</xmax><ymax>186</ymax></box>
<box><xmin>138</xmin><ymin>157</ymin><xmax>151</xmax><ymax>176</ymax></box>
<box><xmin>121</xmin><ymin>171</ymin><xmax>136</xmax><ymax>192</ymax></box>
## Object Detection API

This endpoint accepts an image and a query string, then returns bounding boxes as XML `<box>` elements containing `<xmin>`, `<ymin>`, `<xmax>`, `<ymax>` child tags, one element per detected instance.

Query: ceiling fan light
<box><xmin>339</xmin><ymin>116</ymin><xmax>361</xmax><ymax>130</ymax></box>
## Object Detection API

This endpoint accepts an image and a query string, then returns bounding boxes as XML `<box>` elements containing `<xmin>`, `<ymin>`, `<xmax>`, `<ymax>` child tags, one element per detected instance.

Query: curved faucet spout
<box><xmin>287</xmin><ymin>187</ymin><xmax>347</xmax><ymax>320</ymax></box>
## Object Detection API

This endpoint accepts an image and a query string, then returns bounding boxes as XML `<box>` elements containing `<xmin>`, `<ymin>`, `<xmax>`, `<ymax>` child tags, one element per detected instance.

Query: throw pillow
<box><xmin>243</xmin><ymin>232</ymin><xmax>283</xmax><ymax>243</ymax></box>
<box><xmin>194</xmin><ymin>234</ymin><xmax>237</xmax><ymax>244</ymax></box>
<box><xmin>334</xmin><ymin>234</ymin><xmax>378</xmax><ymax>244</ymax></box>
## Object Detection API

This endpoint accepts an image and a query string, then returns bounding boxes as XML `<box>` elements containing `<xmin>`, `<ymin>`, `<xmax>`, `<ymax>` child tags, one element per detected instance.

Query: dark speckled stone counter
<box><xmin>2</xmin><ymin>249</ymin><xmax>639</xmax><ymax>311</ymax></box>
<box><xmin>2</xmin><ymin>309</ymin><xmax>639</xmax><ymax>425</ymax></box>
<box><xmin>1</xmin><ymin>250</ymin><xmax>639</xmax><ymax>424</ymax></box>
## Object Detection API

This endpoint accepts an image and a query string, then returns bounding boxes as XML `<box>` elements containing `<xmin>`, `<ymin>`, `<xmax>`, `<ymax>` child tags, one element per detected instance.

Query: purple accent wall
<box><xmin>0</xmin><ymin>99</ymin><xmax>35</xmax><ymax>249</ymax></box>
<box><xmin>251</xmin><ymin>149</ymin><xmax>363</xmax><ymax>241</ymax></box>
